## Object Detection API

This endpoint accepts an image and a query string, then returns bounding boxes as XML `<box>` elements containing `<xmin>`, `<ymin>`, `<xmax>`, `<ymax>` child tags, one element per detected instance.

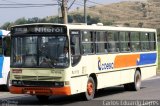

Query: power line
<box><xmin>0</xmin><ymin>0</ymin><xmax>22</xmax><ymax>4</ymax></box>
<box><xmin>71</xmin><ymin>1</ymin><xmax>106</xmax><ymax>15</ymax></box>
<box><xmin>68</xmin><ymin>0</ymin><xmax>76</xmax><ymax>10</ymax></box>
<box><xmin>74</xmin><ymin>0</ymin><xmax>104</xmax><ymax>8</ymax></box>
<box><xmin>0</xmin><ymin>0</ymin><xmax>103</xmax><ymax>9</ymax></box>
<box><xmin>0</xmin><ymin>4</ymin><xmax>58</xmax><ymax>8</ymax></box>
<box><xmin>0</xmin><ymin>0</ymin><xmax>58</xmax><ymax>6</ymax></box>
<box><xmin>73</xmin><ymin>2</ymin><xmax>90</xmax><ymax>8</ymax></box>
<box><xmin>73</xmin><ymin>1</ymin><xmax>100</xmax><ymax>8</ymax></box>
<box><xmin>0</xmin><ymin>3</ymin><xmax>58</xmax><ymax>8</ymax></box>
<box><xmin>0</xmin><ymin>4</ymin><xmax>58</xmax><ymax>5</ymax></box>
<box><xmin>87</xmin><ymin>0</ymin><xmax>105</xmax><ymax>6</ymax></box>
<box><xmin>0</xmin><ymin>6</ymin><xmax>57</xmax><ymax>8</ymax></box>
<box><xmin>0</xmin><ymin>0</ymin><xmax>56</xmax><ymax>4</ymax></box>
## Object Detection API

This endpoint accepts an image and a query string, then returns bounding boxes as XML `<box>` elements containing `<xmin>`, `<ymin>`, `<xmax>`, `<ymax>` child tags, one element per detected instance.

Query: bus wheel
<box><xmin>124</xmin><ymin>70</ymin><xmax>141</xmax><ymax>91</ymax></box>
<box><xmin>4</xmin><ymin>72</ymin><xmax>10</xmax><ymax>91</ymax></box>
<box><xmin>133</xmin><ymin>71</ymin><xmax>141</xmax><ymax>91</ymax></box>
<box><xmin>36</xmin><ymin>95</ymin><xmax>49</xmax><ymax>102</ymax></box>
<box><xmin>85</xmin><ymin>77</ymin><xmax>96</xmax><ymax>100</ymax></box>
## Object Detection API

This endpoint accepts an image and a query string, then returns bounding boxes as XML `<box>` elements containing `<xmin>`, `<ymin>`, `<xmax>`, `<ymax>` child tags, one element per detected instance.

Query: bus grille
<box><xmin>12</xmin><ymin>80</ymin><xmax>64</xmax><ymax>87</ymax></box>
<box><xmin>22</xmin><ymin>81</ymin><xmax>55</xmax><ymax>87</ymax></box>
<box><xmin>14</xmin><ymin>75</ymin><xmax>61</xmax><ymax>81</ymax></box>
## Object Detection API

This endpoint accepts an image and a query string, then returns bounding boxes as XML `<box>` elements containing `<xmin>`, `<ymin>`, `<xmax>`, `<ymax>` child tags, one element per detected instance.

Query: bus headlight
<box><xmin>12</xmin><ymin>80</ymin><xmax>17</xmax><ymax>85</ymax></box>
<box><xmin>12</xmin><ymin>80</ymin><xmax>22</xmax><ymax>86</ymax></box>
<box><xmin>54</xmin><ymin>82</ymin><xmax>64</xmax><ymax>87</ymax></box>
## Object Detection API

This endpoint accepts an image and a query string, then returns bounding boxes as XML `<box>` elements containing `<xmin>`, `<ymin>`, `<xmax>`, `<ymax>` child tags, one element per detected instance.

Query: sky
<box><xmin>0</xmin><ymin>0</ymin><xmax>130</xmax><ymax>26</ymax></box>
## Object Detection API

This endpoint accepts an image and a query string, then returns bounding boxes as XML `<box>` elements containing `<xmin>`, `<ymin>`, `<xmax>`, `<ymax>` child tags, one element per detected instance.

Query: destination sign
<box><xmin>34</xmin><ymin>27</ymin><xmax>64</xmax><ymax>33</ymax></box>
<box><xmin>11</xmin><ymin>25</ymin><xmax>67</xmax><ymax>35</ymax></box>
<box><xmin>14</xmin><ymin>27</ymin><xmax>28</xmax><ymax>34</ymax></box>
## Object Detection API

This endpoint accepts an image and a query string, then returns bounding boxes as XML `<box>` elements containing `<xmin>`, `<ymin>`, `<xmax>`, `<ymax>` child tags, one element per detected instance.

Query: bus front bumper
<box><xmin>9</xmin><ymin>86</ymin><xmax>71</xmax><ymax>96</ymax></box>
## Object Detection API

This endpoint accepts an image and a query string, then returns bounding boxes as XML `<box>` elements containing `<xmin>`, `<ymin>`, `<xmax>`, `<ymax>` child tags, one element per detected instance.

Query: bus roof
<box><xmin>11</xmin><ymin>23</ymin><xmax>157</xmax><ymax>32</ymax></box>
<box><xmin>0</xmin><ymin>29</ymin><xmax>10</xmax><ymax>37</ymax></box>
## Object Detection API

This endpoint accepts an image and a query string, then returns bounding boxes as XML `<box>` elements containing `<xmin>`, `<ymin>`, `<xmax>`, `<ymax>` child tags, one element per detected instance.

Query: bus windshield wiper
<box><xmin>46</xmin><ymin>59</ymin><xmax>55</xmax><ymax>68</ymax></box>
<box><xmin>39</xmin><ymin>56</ymin><xmax>55</xmax><ymax>68</ymax></box>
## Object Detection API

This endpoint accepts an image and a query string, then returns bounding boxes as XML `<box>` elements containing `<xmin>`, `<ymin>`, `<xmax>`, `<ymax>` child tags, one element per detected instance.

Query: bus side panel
<box><xmin>0</xmin><ymin>56</ymin><xmax>4</xmax><ymax>79</ymax></box>
<box><xmin>96</xmin><ymin>68</ymin><xmax>136</xmax><ymax>89</ymax></box>
<box><xmin>141</xmin><ymin>66</ymin><xmax>157</xmax><ymax>80</ymax></box>
<box><xmin>70</xmin><ymin>76</ymin><xmax>88</xmax><ymax>94</ymax></box>
<box><xmin>120</xmin><ymin>68</ymin><xmax>135</xmax><ymax>84</ymax></box>
<box><xmin>0</xmin><ymin>57</ymin><xmax>10</xmax><ymax>85</ymax></box>
<box><xmin>69</xmin><ymin>56</ymin><xmax>96</xmax><ymax>94</ymax></box>
<box><xmin>96</xmin><ymin>54</ymin><xmax>121</xmax><ymax>89</ymax></box>
<box><xmin>96</xmin><ymin>71</ymin><xmax>121</xmax><ymax>89</ymax></box>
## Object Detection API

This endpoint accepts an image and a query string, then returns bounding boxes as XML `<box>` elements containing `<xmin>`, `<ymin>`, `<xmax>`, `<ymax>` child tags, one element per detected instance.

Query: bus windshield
<box><xmin>11</xmin><ymin>35</ymin><xmax>69</xmax><ymax>68</ymax></box>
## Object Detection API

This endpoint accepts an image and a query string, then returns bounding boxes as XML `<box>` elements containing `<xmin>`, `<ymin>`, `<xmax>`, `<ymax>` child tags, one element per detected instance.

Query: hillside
<box><xmin>1</xmin><ymin>0</ymin><xmax>160</xmax><ymax>33</ymax></box>
<box><xmin>71</xmin><ymin>0</ymin><xmax>160</xmax><ymax>29</ymax></box>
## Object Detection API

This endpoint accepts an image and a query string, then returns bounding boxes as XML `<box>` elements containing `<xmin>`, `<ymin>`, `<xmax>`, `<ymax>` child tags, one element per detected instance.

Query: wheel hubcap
<box><xmin>87</xmin><ymin>82</ymin><xmax>93</xmax><ymax>95</ymax></box>
<box><xmin>136</xmin><ymin>75</ymin><xmax>141</xmax><ymax>88</ymax></box>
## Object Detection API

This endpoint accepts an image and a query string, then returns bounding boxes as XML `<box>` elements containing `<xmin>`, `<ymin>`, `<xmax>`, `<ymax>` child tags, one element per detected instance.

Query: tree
<box><xmin>0</xmin><ymin>22</ymin><xmax>13</xmax><ymax>30</ymax></box>
<box><xmin>73</xmin><ymin>14</ymin><xmax>84</xmax><ymax>23</ymax></box>
<box><xmin>68</xmin><ymin>15</ymin><xmax>73</xmax><ymax>23</ymax></box>
<box><xmin>28</xmin><ymin>17</ymin><xmax>41</xmax><ymax>23</ymax></box>
<box><xmin>15</xmin><ymin>17</ymin><xmax>27</xmax><ymax>25</ymax></box>
<box><xmin>87</xmin><ymin>15</ymin><xmax>100</xmax><ymax>25</ymax></box>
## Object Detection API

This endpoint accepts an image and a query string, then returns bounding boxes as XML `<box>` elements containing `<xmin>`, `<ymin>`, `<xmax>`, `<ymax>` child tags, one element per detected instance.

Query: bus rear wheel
<box><xmin>124</xmin><ymin>70</ymin><xmax>141</xmax><ymax>91</ymax></box>
<box><xmin>85</xmin><ymin>77</ymin><xmax>96</xmax><ymax>100</ymax></box>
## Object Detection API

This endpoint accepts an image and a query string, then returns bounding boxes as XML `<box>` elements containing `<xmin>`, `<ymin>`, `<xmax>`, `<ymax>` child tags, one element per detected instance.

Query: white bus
<box><xmin>10</xmin><ymin>23</ymin><xmax>157</xmax><ymax>101</ymax></box>
<box><xmin>0</xmin><ymin>29</ymin><xmax>10</xmax><ymax>90</ymax></box>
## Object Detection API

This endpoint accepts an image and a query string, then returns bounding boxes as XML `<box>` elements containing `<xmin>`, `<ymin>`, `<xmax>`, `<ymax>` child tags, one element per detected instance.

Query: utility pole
<box><xmin>57</xmin><ymin>0</ymin><xmax>61</xmax><ymax>23</ymax></box>
<box><xmin>84</xmin><ymin>0</ymin><xmax>87</xmax><ymax>24</ymax></box>
<box><xmin>61</xmin><ymin>0</ymin><xmax>68</xmax><ymax>24</ymax></box>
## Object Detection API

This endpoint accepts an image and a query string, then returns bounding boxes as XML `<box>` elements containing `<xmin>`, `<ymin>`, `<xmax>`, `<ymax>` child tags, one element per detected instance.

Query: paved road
<box><xmin>0</xmin><ymin>76</ymin><xmax>160</xmax><ymax>106</ymax></box>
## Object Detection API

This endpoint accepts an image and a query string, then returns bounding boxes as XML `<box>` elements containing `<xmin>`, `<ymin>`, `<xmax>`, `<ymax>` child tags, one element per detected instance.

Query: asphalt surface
<box><xmin>0</xmin><ymin>75</ymin><xmax>160</xmax><ymax>106</ymax></box>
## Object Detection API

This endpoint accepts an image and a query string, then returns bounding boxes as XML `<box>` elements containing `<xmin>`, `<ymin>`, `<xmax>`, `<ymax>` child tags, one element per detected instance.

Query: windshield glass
<box><xmin>11</xmin><ymin>35</ymin><xmax>69</xmax><ymax>68</ymax></box>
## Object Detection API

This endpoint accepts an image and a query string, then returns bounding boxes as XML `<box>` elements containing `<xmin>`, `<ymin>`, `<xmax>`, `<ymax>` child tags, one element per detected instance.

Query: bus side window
<box><xmin>107</xmin><ymin>32</ymin><xmax>116</xmax><ymax>53</ymax></box>
<box><xmin>70</xmin><ymin>31</ymin><xmax>81</xmax><ymax>66</ymax></box>
<box><xmin>82</xmin><ymin>31</ymin><xmax>95</xmax><ymax>54</ymax></box>
<box><xmin>2</xmin><ymin>37</ymin><xmax>11</xmax><ymax>56</ymax></box>
<box><xmin>149</xmin><ymin>32</ymin><xmax>156</xmax><ymax>51</ymax></box>
<box><xmin>119</xmin><ymin>32</ymin><xmax>130</xmax><ymax>52</ymax></box>
<box><xmin>130</xmin><ymin>32</ymin><xmax>141</xmax><ymax>52</ymax></box>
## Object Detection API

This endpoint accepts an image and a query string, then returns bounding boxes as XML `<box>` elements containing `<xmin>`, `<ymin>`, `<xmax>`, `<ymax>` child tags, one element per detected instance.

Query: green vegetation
<box><xmin>0</xmin><ymin>14</ymin><xmax>100</xmax><ymax>30</ymax></box>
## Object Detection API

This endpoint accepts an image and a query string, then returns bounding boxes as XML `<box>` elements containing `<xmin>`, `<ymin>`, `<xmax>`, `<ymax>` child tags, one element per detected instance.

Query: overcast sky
<box><xmin>0</xmin><ymin>0</ymin><xmax>130</xmax><ymax>26</ymax></box>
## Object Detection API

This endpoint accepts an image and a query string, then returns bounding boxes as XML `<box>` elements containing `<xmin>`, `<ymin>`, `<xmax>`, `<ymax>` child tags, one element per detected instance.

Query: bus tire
<box><xmin>85</xmin><ymin>77</ymin><xmax>96</xmax><ymax>101</ymax></box>
<box><xmin>4</xmin><ymin>72</ymin><xmax>10</xmax><ymax>91</ymax></box>
<box><xmin>36</xmin><ymin>95</ymin><xmax>49</xmax><ymax>102</ymax></box>
<box><xmin>132</xmin><ymin>70</ymin><xmax>141</xmax><ymax>91</ymax></box>
<box><xmin>124</xmin><ymin>70</ymin><xmax>141</xmax><ymax>91</ymax></box>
